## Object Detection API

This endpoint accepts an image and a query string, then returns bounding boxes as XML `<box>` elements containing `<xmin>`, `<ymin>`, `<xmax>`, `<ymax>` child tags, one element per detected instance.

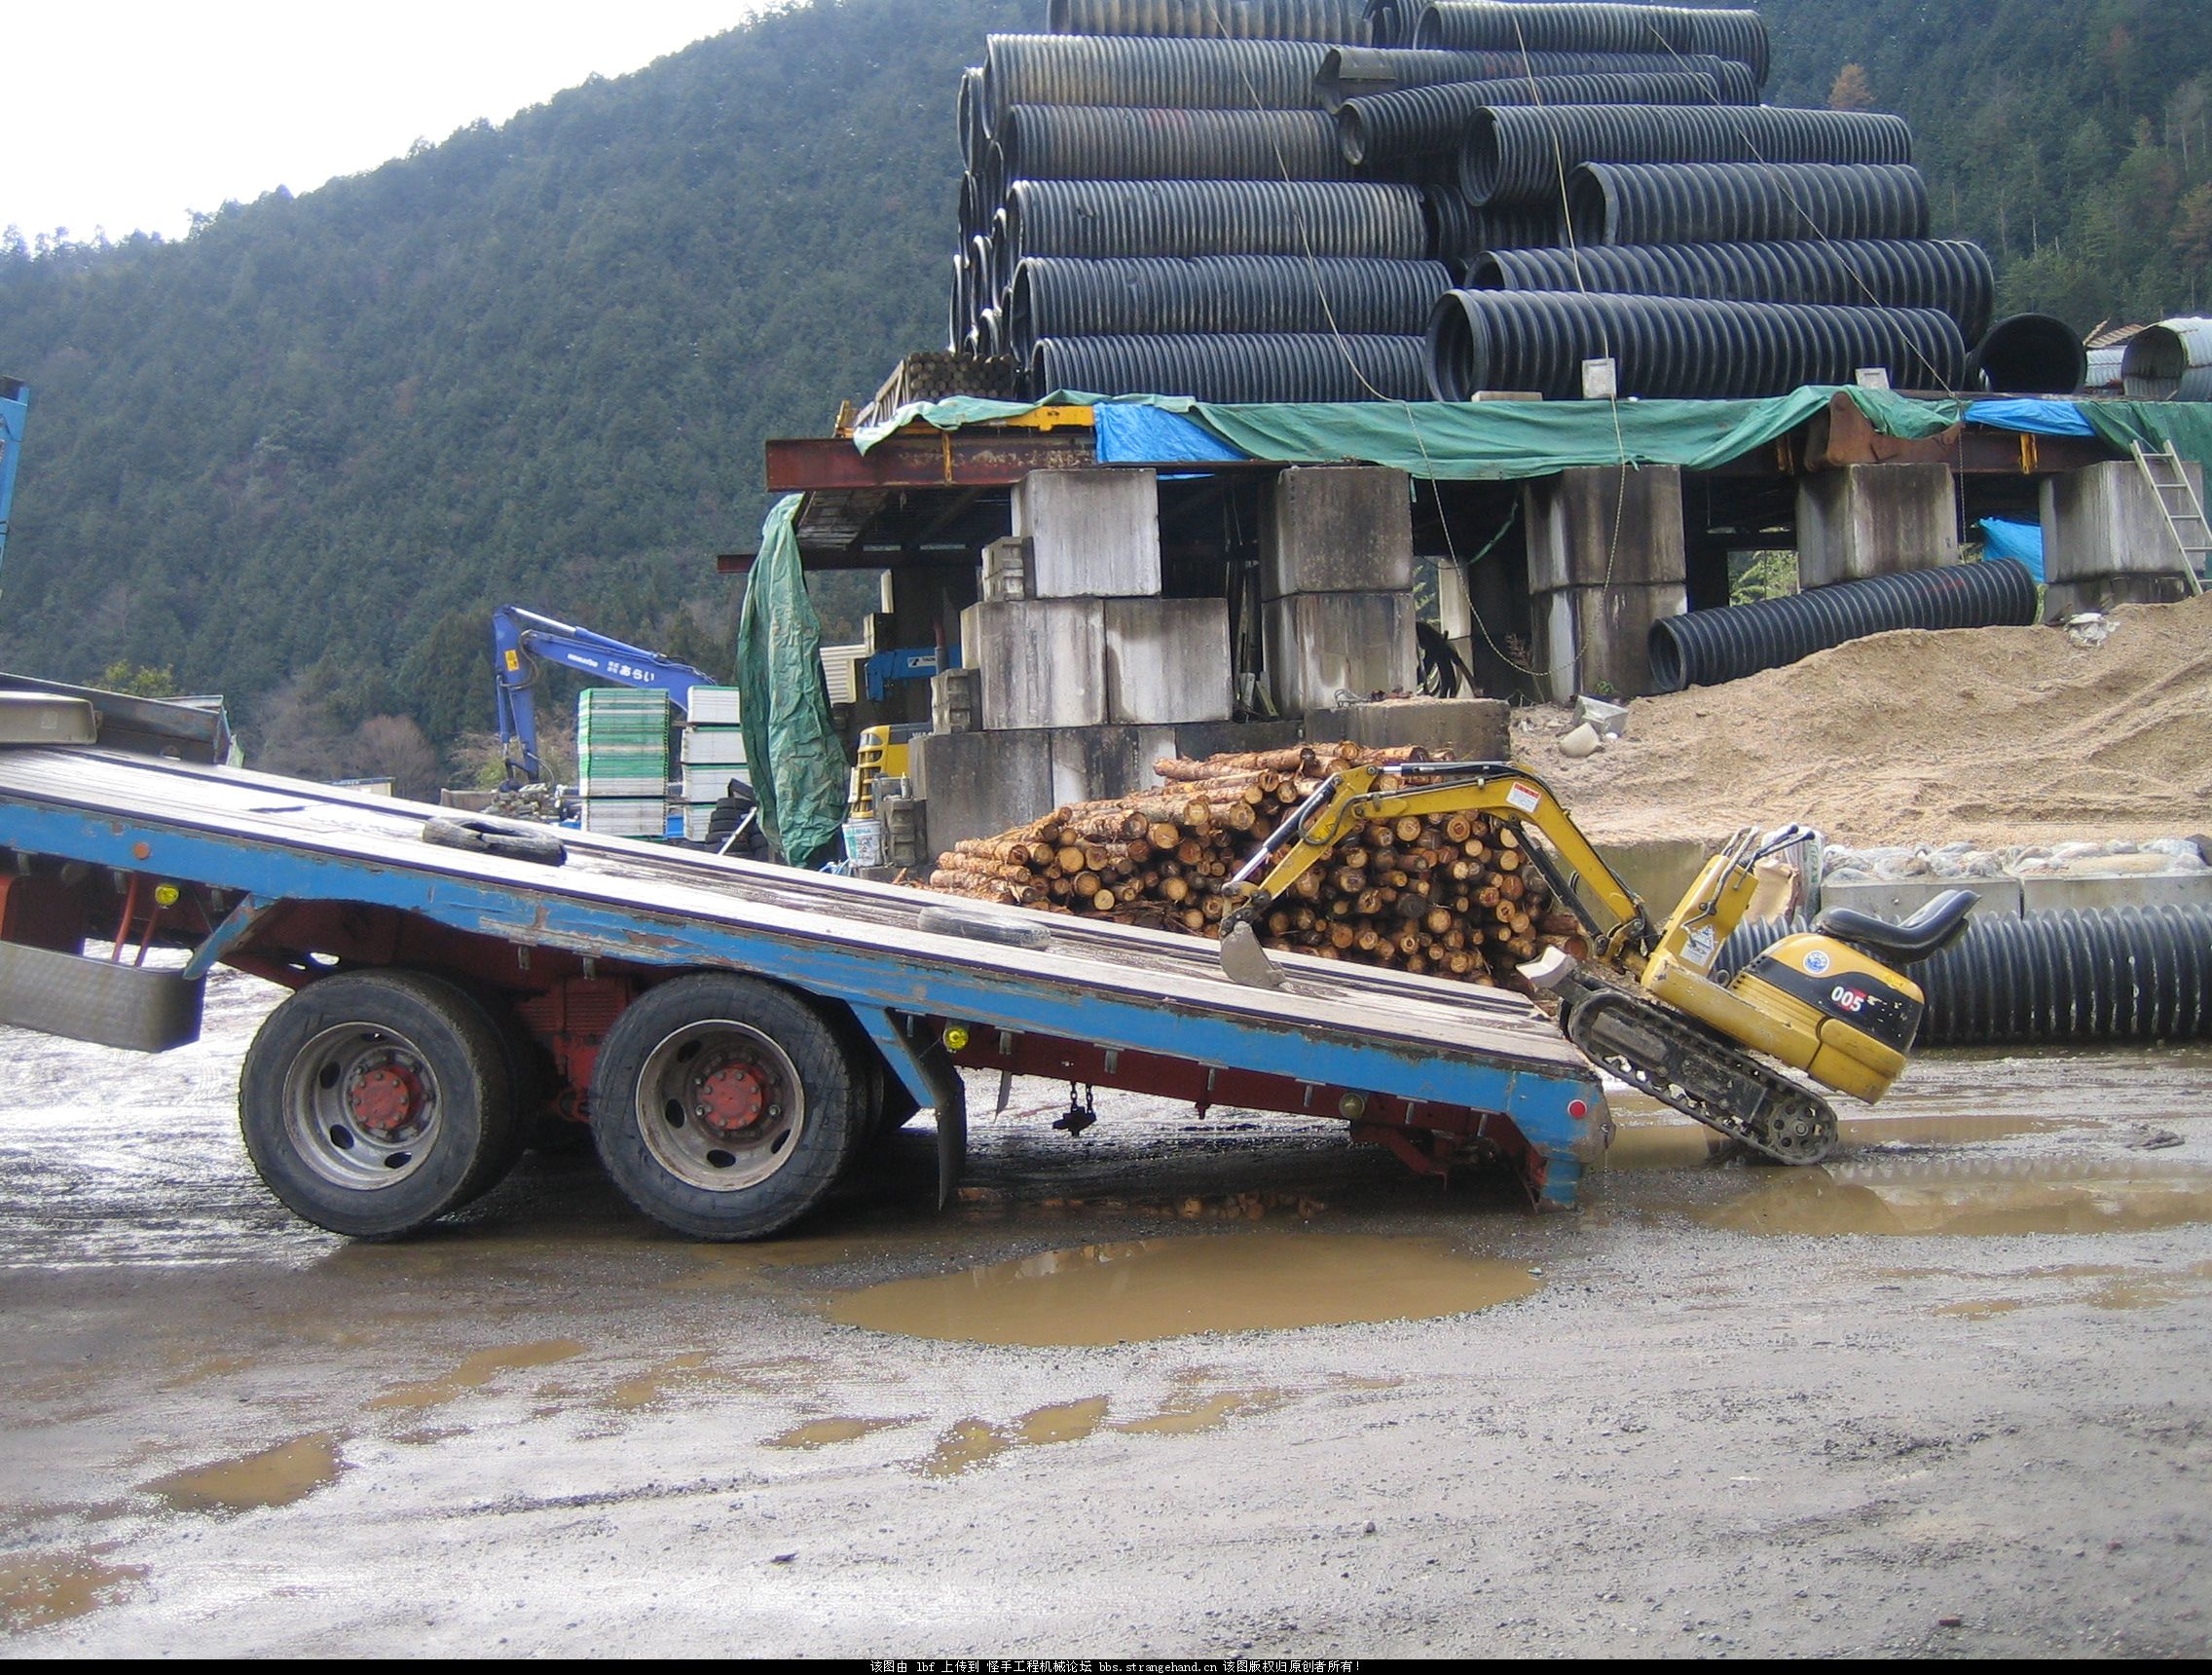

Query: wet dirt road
<box><xmin>3</xmin><ymin>969</ymin><xmax>2209</xmax><ymax>1657</ymax></box>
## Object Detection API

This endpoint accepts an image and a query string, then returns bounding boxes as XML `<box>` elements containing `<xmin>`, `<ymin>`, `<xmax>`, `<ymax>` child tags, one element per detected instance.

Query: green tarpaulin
<box><xmin>857</xmin><ymin>386</ymin><xmax>1968</xmax><ymax>478</ymax></box>
<box><xmin>735</xmin><ymin>494</ymin><xmax>848</xmax><ymax>868</ymax></box>
<box><xmin>857</xmin><ymin>385</ymin><xmax>2212</xmax><ymax>479</ymax></box>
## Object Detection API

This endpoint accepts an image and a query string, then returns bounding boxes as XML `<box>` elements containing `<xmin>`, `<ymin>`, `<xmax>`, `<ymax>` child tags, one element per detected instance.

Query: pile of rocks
<box><xmin>484</xmin><ymin>784</ymin><xmax>569</xmax><ymax>825</ymax></box>
<box><xmin>1823</xmin><ymin>836</ymin><xmax>2210</xmax><ymax>885</ymax></box>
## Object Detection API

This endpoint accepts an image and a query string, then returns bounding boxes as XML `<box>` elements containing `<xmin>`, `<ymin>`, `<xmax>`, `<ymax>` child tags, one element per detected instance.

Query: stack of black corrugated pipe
<box><xmin>946</xmin><ymin>2</ymin><xmax>2027</xmax><ymax>404</ymax></box>
<box><xmin>1715</xmin><ymin>906</ymin><xmax>2212</xmax><ymax>1049</ymax></box>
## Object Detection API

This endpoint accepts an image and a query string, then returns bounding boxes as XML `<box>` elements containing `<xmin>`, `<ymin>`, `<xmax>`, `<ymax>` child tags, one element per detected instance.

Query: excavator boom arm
<box><xmin>1225</xmin><ymin>763</ymin><xmax>1653</xmax><ymax>961</ymax></box>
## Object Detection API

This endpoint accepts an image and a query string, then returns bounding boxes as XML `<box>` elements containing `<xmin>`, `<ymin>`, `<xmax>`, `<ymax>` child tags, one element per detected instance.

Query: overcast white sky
<box><xmin>7</xmin><ymin>3</ymin><xmax>788</xmax><ymax>242</ymax></box>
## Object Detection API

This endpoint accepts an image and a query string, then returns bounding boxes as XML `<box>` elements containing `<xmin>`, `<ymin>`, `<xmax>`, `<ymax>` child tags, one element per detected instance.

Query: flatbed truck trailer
<box><xmin>0</xmin><ymin>707</ymin><xmax>1610</xmax><ymax>1242</ymax></box>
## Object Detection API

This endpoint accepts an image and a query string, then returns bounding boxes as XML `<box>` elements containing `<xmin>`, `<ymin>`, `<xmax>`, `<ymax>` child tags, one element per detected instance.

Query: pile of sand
<box><xmin>1515</xmin><ymin>592</ymin><xmax>2212</xmax><ymax>849</ymax></box>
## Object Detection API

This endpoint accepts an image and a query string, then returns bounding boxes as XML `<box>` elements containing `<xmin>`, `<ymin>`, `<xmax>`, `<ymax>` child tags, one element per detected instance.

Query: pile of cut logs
<box><xmin>923</xmin><ymin>743</ymin><xmax>1588</xmax><ymax>990</ymax></box>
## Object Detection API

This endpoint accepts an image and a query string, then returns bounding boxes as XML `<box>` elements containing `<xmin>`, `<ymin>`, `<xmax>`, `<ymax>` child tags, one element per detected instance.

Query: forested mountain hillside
<box><xmin>1</xmin><ymin>0</ymin><xmax>2207</xmax><ymax>780</ymax></box>
<box><xmin>1763</xmin><ymin>0</ymin><xmax>2212</xmax><ymax>330</ymax></box>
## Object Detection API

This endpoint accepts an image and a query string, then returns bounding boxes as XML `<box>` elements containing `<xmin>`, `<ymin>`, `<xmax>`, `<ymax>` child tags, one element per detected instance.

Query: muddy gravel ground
<box><xmin>2</xmin><ymin>969</ymin><xmax>2209</xmax><ymax>1659</ymax></box>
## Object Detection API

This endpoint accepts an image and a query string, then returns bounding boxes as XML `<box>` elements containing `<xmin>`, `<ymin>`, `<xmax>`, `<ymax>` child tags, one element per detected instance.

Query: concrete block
<box><xmin>2041</xmin><ymin>459</ymin><xmax>2207</xmax><ymax>584</ymax></box>
<box><xmin>1796</xmin><ymin>463</ymin><xmax>1960</xmax><ymax>588</ymax></box>
<box><xmin>1168</xmin><ymin>718</ymin><xmax>1305</xmax><ymax>765</ymax></box>
<box><xmin>1820</xmin><ymin>876</ymin><xmax>2023</xmax><ymax>923</ymax></box>
<box><xmin>2020</xmin><ymin>872</ymin><xmax>2212</xmax><ymax>916</ymax></box>
<box><xmin>1524</xmin><ymin>466</ymin><xmax>1686</xmax><ymax>594</ymax></box>
<box><xmin>1307</xmin><ymin>697</ymin><xmax>1511</xmax><ymax>762</ymax></box>
<box><xmin>2045</xmin><ymin>573</ymin><xmax>2195</xmax><ymax>620</ymax></box>
<box><xmin>1599</xmin><ymin>838</ymin><xmax>1723</xmax><ymax>919</ymax></box>
<box><xmin>960</xmin><ymin>600</ymin><xmax>1107</xmax><ymax>731</ymax></box>
<box><xmin>980</xmin><ymin>538</ymin><xmax>1032</xmax><ymax>604</ymax></box>
<box><xmin>1049</xmin><ymin>726</ymin><xmax>1178</xmax><ymax>808</ymax></box>
<box><xmin>1265</xmin><ymin>592</ymin><xmax>1418</xmax><ymax>714</ymax></box>
<box><xmin>880</xmin><ymin>795</ymin><xmax>930</xmax><ymax>871</ymax></box>
<box><xmin>1011</xmin><ymin>468</ymin><xmax>1161</xmax><ymax>599</ymax></box>
<box><xmin>910</xmin><ymin>728</ymin><xmax>1054</xmax><ymax>850</ymax></box>
<box><xmin>1261</xmin><ymin>466</ymin><xmax>1415</xmax><ymax>599</ymax></box>
<box><xmin>931</xmin><ymin>669</ymin><xmax>979</xmax><ymax>735</ymax></box>
<box><xmin>1530</xmin><ymin>583</ymin><xmax>1686</xmax><ymax>703</ymax></box>
<box><xmin>1103</xmin><ymin>598</ymin><xmax>1232</xmax><ymax>726</ymax></box>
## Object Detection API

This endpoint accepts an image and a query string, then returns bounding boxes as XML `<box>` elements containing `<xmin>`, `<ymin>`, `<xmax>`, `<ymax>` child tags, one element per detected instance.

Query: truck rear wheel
<box><xmin>240</xmin><ymin>970</ymin><xmax>524</xmax><ymax>1239</ymax></box>
<box><xmin>589</xmin><ymin>974</ymin><xmax>862</xmax><ymax>1241</ymax></box>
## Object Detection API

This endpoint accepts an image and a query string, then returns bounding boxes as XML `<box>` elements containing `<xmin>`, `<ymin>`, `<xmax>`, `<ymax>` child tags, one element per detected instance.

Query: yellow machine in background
<box><xmin>1220</xmin><ymin>764</ymin><xmax>1977</xmax><ymax>1165</ymax></box>
<box><xmin>848</xmin><ymin>724</ymin><xmax>927</xmax><ymax>818</ymax></box>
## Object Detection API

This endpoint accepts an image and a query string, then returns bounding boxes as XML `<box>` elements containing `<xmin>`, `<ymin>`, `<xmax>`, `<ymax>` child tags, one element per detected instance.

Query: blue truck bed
<box><xmin>0</xmin><ymin>742</ymin><xmax>1610</xmax><ymax>1236</ymax></box>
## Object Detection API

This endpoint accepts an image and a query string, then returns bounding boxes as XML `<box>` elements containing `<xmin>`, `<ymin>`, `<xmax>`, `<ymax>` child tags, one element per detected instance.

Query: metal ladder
<box><xmin>2130</xmin><ymin>442</ymin><xmax>2209</xmax><ymax>597</ymax></box>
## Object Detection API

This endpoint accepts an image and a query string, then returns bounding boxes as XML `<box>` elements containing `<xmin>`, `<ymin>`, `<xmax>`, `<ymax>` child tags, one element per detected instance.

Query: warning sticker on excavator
<box><xmin>1506</xmin><ymin>784</ymin><xmax>1542</xmax><ymax>815</ymax></box>
<box><xmin>1683</xmin><ymin>925</ymin><xmax>1719</xmax><ymax>970</ymax></box>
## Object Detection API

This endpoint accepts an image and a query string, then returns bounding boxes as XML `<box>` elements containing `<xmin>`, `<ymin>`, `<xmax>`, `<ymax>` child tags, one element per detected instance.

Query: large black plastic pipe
<box><xmin>1569</xmin><ymin>161</ymin><xmax>1931</xmax><ymax>246</ymax></box>
<box><xmin>1646</xmin><ymin>559</ymin><xmax>2040</xmax><ymax>693</ymax></box>
<box><xmin>1338</xmin><ymin>69</ymin><xmax>1751</xmax><ymax>166</ymax></box>
<box><xmin>984</xmin><ymin>34</ymin><xmax>1330</xmax><ymax>133</ymax></box>
<box><xmin>1006</xmin><ymin>178</ymin><xmax>1430</xmax><ymax>263</ymax></box>
<box><xmin>1049</xmin><ymin>0</ymin><xmax>1373</xmax><ymax>40</ymax></box>
<box><xmin>959</xmin><ymin>68</ymin><xmax>986</xmax><ymax>171</ymax></box>
<box><xmin>1032</xmin><ymin>332</ymin><xmax>1431</xmax><ymax>401</ymax></box>
<box><xmin>1968</xmin><ymin>314</ymin><xmax>2091</xmax><ymax>396</ymax></box>
<box><xmin>1474</xmin><ymin>238</ymin><xmax>1995</xmax><ymax>342</ymax></box>
<box><xmin>1466</xmin><ymin>105</ymin><xmax>1913</xmax><ymax>205</ymax></box>
<box><xmin>1426</xmin><ymin>289</ymin><xmax>1967</xmax><ymax>401</ymax></box>
<box><xmin>1008</xmin><ymin>254</ymin><xmax>1454</xmax><ymax>357</ymax></box>
<box><xmin>1415</xmin><ymin>3</ymin><xmax>1770</xmax><ymax>84</ymax></box>
<box><xmin>1316</xmin><ymin>45</ymin><xmax>1708</xmax><ymax>107</ymax></box>
<box><xmin>1423</xmin><ymin>187</ymin><xmax>1562</xmax><ymax>267</ymax></box>
<box><xmin>1003</xmin><ymin>106</ymin><xmax>1353</xmax><ymax>182</ymax></box>
<box><xmin>1716</xmin><ymin>907</ymin><xmax>2212</xmax><ymax>1047</ymax></box>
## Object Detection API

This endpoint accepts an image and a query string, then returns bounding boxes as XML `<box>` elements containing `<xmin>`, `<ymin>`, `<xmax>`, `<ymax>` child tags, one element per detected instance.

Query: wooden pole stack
<box><xmin>923</xmin><ymin>743</ymin><xmax>1589</xmax><ymax>992</ymax></box>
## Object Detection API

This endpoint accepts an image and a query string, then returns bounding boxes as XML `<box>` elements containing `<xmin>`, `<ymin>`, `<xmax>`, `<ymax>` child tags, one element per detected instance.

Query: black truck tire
<box><xmin>589</xmin><ymin>974</ymin><xmax>864</xmax><ymax>1241</ymax></box>
<box><xmin>422</xmin><ymin>816</ymin><xmax>567</xmax><ymax>867</ymax></box>
<box><xmin>239</xmin><ymin>969</ymin><xmax>525</xmax><ymax>1239</ymax></box>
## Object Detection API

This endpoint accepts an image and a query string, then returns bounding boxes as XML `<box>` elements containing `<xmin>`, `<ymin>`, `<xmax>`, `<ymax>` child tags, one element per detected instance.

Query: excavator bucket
<box><xmin>1218</xmin><ymin>921</ymin><xmax>1288</xmax><ymax>989</ymax></box>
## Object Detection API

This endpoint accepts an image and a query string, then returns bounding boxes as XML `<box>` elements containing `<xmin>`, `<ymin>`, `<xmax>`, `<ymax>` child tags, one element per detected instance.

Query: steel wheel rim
<box><xmin>634</xmin><ymin>1020</ymin><xmax>806</xmax><ymax>1193</ymax></box>
<box><xmin>283</xmin><ymin>1023</ymin><xmax>444</xmax><ymax>1191</ymax></box>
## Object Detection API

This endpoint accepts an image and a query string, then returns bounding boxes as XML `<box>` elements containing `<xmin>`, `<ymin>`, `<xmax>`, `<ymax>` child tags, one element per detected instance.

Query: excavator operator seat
<box><xmin>1811</xmin><ymin>888</ymin><xmax>1978</xmax><ymax>968</ymax></box>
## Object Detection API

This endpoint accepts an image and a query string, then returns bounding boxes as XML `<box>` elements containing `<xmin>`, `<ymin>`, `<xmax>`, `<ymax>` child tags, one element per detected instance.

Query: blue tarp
<box><xmin>1977</xmin><ymin>516</ymin><xmax>2046</xmax><ymax>582</ymax></box>
<box><xmin>1965</xmin><ymin>399</ymin><xmax>2097</xmax><ymax>438</ymax></box>
<box><xmin>1094</xmin><ymin>402</ymin><xmax>1248</xmax><ymax>464</ymax></box>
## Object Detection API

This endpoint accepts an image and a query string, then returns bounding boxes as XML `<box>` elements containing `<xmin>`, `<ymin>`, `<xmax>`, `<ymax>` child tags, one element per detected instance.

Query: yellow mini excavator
<box><xmin>1218</xmin><ymin>762</ymin><xmax>1977</xmax><ymax>1165</ymax></box>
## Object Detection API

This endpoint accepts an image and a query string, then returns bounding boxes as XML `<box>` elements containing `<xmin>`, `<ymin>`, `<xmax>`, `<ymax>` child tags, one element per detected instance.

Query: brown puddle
<box><xmin>1115</xmin><ymin>1389</ymin><xmax>1291</xmax><ymax>1435</ymax></box>
<box><xmin>1928</xmin><ymin>1258</ymin><xmax>2212</xmax><ymax>1319</ymax></box>
<box><xmin>768</xmin><ymin>1416</ymin><xmax>919</xmax><ymax>1451</ymax></box>
<box><xmin>1935</xmin><ymin>1298</ymin><xmax>2028</xmax><ymax>1320</ymax></box>
<box><xmin>1605</xmin><ymin>1113</ymin><xmax>2072</xmax><ymax>1172</ymax></box>
<box><xmin>828</xmin><ymin>1233</ymin><xmax>1542</xmax><ymax>1347</ymax></box>
<box><xmin>367</xmin><ymin>1339</ymin><xmax>585</xmax><ymax>1410</ymax></box>
<box><xmin>603</xmin><ymin>1353</ymin><xmax>716</xmax><ymax>1412</ymax></box>
<box><xmin>918</xmin><ymin>1398</ymin><xmax>1114</xmax><ymax>1476</ymax></box>
<box><xmin>1703</xmin><ymin>1158</ymin><xmax>2212</xmax><ymax>1238</ymax></box>
<box><xmin>1</xmin><ymin>1552</ymin><xmax>148</xmax><ymax>1633</ymax></box>
<box><xmin>143</xmin><ymin>1434</ymin><xmax>342</xmax><ymax>1515</ymax></box>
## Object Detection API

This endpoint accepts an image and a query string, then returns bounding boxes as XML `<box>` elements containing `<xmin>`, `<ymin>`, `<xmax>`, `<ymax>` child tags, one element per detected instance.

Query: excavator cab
<box><xmin>1640</xmin><ymin>830</ymin><xmax>1976</xmax><ymax>1106</ymax></box>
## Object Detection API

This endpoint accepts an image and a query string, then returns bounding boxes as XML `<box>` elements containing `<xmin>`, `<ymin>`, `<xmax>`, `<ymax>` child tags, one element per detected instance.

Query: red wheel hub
<box><xmin>694</xmin><ymin>1056</ymin><xmax>774</xmax><ymax>1138</ymax></box>
<box><xmin>349</xmin><ymin>1061</ymin><xmax>426</xmax><ymax>1137</ymax></box>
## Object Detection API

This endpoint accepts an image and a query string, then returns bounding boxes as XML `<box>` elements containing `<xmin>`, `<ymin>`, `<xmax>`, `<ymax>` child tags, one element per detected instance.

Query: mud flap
<box><xmin>857</xmin><ymin>1009</ymin><xmax>968</xmax><ymax>1209</ymax></box>
<box><xmin>0</xmin><ymin>940</ymin><xmax>203</xmax><ymax>1053</ymax></box>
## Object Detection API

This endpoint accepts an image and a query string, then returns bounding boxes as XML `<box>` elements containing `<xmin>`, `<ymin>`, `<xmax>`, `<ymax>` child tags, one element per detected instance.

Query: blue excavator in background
<box><xmin>0</xmin><ymin>379</ymin><xmax>29</xmax><ymax>577</ymax></box>
<box><xmin>492</xmin><ymin>605</ymin><xmax>719</xmax><ymax>790</ymax></box>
